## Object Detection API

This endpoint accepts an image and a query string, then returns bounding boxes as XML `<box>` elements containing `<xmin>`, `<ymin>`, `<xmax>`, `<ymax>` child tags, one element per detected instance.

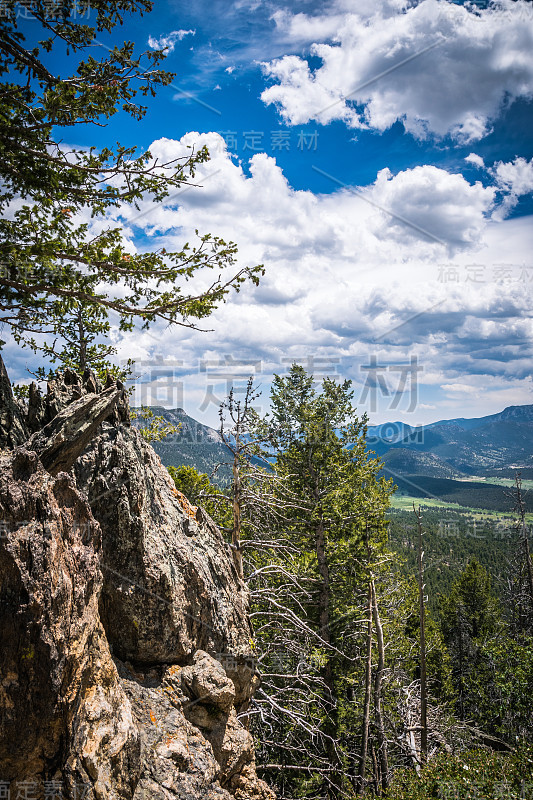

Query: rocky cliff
<box><xmin>0</xmin><ymin>361</ymin><xmax>274</xmax><ymax>800</ymax></box>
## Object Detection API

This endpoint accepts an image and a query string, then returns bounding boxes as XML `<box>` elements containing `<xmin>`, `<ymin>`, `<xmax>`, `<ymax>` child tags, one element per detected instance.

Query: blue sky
<box><xmin>8</xmin><ymin>0</ymin><xmax>533</xmax><ymax>427</ymax></box>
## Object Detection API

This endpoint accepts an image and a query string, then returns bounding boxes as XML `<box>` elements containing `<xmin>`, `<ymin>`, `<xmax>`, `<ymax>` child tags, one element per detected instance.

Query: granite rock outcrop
<box><xmin>0</xmin><ymin>358</ymin><xmax>274</xmax><ymax>800</ymax></box>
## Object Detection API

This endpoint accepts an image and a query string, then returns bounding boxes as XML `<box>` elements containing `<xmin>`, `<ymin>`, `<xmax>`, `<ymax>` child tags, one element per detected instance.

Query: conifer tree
<box><xmin>259</xmin><ymin>365</ymin><xmax>393</xmax><ymax>798</ymax></box>
<box><xmin>0</xmin><ymin>0</ymin><xmax>262</xmax><ymax>349</ymax></box>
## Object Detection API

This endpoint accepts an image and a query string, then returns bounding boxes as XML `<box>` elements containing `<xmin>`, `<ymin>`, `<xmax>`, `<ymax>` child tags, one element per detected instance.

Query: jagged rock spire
<box><xmin>0</xmin><ymin>353</ymin><xmax>29</xmax><ymax>449</ymax></box>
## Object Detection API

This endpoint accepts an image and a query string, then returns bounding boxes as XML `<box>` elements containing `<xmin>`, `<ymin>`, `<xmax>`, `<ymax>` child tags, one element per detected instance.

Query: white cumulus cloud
<box><xmin>491</xmin><ymin>156</ymin><xmax>533</xmax><ymax>217</ymax></box>
<box><xmin>366</xmin><ymin>165</ymin><xmax>495</xmax><ymax>250</ymax></box>
<box><xmin>465</xmin><ymin>153</ymin><xmax>485</xmax><ymax>169</ymax></box>
<box><xmin>96</xmin><ymin>133</ymin><xmax>533</xmax><ymax>425</ymax></box>
<box><xmin>148</xmin><ymin>29</ymin><xmax>195</xmax><ymax>53</ymax></box>
<box><xmin>260</xmin><ymin>0</ymin><xmax>533</xmax><ymax>142</ymax></box>
<box><xmin>493</xmin><ymin>156</ymin><xmax>533</xmax><ymax>195</ymax></box>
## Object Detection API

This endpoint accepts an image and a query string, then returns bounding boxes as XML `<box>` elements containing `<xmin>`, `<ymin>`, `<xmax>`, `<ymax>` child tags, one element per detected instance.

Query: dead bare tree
<box><xmin>219</xmin><ymin>378</ymin><xmax>265</xmax><ymax>578</ymax></box>
<box><xmin>371</xmin><ymin>578</ymin><xmax>389</xmax><ymax>791</ymax></box>
<box><xmin>504</xmin><ymin>473</ymin><xmax>533</xmax><ymax>634</ymax></box>
<box><xmin>413</xmin><ymin>504</ymin><xmax>428</xmax><ymax>765</ymax></box>
<box><xmin>514</xmin><ymin>474</ymin><xmax>533</xmax><ymax>618</ymax></box>
<box><xmin>356</xmin><ymin>580</ymin><xmax>373</xmax><ymax>794</ymax></box>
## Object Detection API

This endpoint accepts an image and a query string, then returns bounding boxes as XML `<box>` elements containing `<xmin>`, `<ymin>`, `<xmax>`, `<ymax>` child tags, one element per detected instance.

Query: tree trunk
<box><xmin>415</xmin><ymin>505</ymin><xmax>428</xmax><ymax>764</ymax></box>
<box><xmin>371</xmin><ymin>740</ymin><xmax>380</xmax><ymax>794</ymax></box>
<box><xmin>457</xmin><ymin>605</ymin><xmax>465</xmax><ymax>720</ymax></box>
<box><xmin>315</xmin><ymin>511</ymin><xmax>340</xmax><ymax>796</ymax></box>
<box><xmin>523</xmin><ymin>529</ymin><xmax>533</xmax><ymax>621</ymax></box>
<box><xmin>78</xmin><ymin>309</ymin><xmax>87</xmax><ymax>374</ymax></box>
<box><xmin>356</xmin><ymin>580</ymin><xmax>373</xmax><ymax>794</ymax></box>
<box><xmin>232</xmin><ymin>452</ymin><xmax>243</xmax><ymax>578</ymax></box>
<box><xmin>516</xmin><ymin>474</ymin><xmax>533</xmax><ymax>620</ymax></box>
<box><xmin>315</xmin><ymin>515</ymin><xmax>332</xmax><ymax>660</ymax></box>
<box><xmin>371</xmin><ymin>580</ymin><xmax>389</xmax><ymax>792</ymax></box>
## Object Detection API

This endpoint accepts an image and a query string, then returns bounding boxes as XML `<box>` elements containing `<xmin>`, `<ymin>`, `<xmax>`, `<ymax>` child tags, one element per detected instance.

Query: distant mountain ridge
<box><xmin>131</xmin><ymin>403</ymin><xmax>533</xmax><ymax>485</ymax></box>
<box><xmin>131</xmin><ymin>406</ymin><xmax>233</xmax><ymax>482</ymax></box>
<box><xmin>371</xmin><ymin>403</ymin><xmax>533</xmax><ymax>478</ymax></box>
<box><xmin>132</xmin><ymin>406</ymin><xmax>224</xmax><ymax>443</ymax></box>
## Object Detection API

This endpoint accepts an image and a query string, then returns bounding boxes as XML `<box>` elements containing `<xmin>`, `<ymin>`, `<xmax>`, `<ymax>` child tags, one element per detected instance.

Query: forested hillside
<box><xmin>388</xmin><ymin>474</ymin><xmax>533</xmax><ymax>511</ymax></box>
<box><xmin>131</xmin><ymin>405</ymin><xmax>235</xmax><ymax>481</ymax></box>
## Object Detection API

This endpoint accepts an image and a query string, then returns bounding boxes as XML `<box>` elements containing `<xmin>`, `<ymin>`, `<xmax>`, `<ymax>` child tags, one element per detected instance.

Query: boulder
<box><xmin>181</xmin><ymin>650</ymin><xmax>236</xmax><ymax>713</ymax></box>
<box><xmin>117</xmin><ymin>659</ymin><xmax>233</xmax><ymax>800</ymax></box>
<box><xmin>27</xmin><ymin>385</ymin><xmax>124</xmax><ymax>475</ymax></box>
